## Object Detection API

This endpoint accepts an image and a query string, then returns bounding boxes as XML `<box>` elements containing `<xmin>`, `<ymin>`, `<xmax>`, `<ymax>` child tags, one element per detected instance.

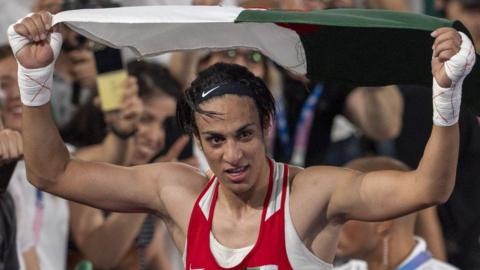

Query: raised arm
<box><xmin>7</xmin><ymin>12</ymin><xmax>202</xmax><ymax>215</ymax></box>
<box><xmin>295</xmin><ymin>28</ymin><xmax>475</xmax><ymax>224</ymax></box>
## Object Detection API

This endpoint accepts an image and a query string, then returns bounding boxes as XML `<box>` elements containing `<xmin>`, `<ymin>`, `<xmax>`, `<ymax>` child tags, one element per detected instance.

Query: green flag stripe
<box><xmin>238</xmin><ymin>8</ymin><xmax>479</xmax><ymax>115</ymax></box>
<box><xmin>236</xmin><ymin>9</ymin><xmax>453</xmax><ymax>31</ymax></box>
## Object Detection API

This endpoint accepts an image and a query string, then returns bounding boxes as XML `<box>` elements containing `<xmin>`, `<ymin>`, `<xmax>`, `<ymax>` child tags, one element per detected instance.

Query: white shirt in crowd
<box><xmin>335</xmin><ymin>237</ymin><xmax>458</xmax><ymax>270</ymax></box>
<box><xmin>8</xmin><ymin>160</ymin><xmax>69</xmax><ymax>270</ymax></box>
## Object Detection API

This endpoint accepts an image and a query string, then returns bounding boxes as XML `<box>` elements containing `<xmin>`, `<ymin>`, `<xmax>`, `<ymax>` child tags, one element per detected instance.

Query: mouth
<box><xmin>224</xmin><ymin>165</ymin><xmax>249</xmax><ymax>182</ymax></box>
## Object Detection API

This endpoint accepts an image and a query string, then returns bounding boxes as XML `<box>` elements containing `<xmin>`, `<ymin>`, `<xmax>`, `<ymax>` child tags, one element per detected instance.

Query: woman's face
<box><xmin>195</xmin><ymin>95</ymin><xmax>268</xmax><ymax>194</ymax></box>
<box><xmin>130</xmin><ymin>95</ymin><xmax>177</xmax><ymax>165</ymax></box>
<box><xmin>0</xmin><ymin>56</ymin><xmax>22</xmax><ymax>132</ymax></box>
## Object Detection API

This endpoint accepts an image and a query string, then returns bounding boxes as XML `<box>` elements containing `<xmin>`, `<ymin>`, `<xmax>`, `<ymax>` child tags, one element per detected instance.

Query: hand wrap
<box><xmin>7</xmin><ymin>16</ymin><xmax>63</xmax><ymax>107</ymax></box>
<box><xmin>433</xmin><ymin>32</ymin><xmax>476</xmax><ymax>126</ymax></box>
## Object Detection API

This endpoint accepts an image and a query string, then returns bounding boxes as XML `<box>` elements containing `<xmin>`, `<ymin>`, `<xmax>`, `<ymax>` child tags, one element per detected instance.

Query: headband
<box><xmin>195</xmin><ymin>81</ymin><xmax>256</xmax><ymax>104</ymax></box>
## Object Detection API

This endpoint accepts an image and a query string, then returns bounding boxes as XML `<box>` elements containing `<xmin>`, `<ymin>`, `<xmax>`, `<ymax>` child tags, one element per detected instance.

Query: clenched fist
<box><xmin>0</xmin><ymin>129</ymin><xmax>23</xmax><ymax>166</ymax></box>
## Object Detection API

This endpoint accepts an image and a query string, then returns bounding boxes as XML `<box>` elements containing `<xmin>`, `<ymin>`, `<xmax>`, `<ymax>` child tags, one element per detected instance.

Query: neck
<box><xmin>366</xmin><ymin>235</ymin><xmax>416</xmax><ymax>270</ymax></box>
<box><xmin>218</xmin><ymin>157</ymin><xmax>270</xmax><ymax>217</ymax></box>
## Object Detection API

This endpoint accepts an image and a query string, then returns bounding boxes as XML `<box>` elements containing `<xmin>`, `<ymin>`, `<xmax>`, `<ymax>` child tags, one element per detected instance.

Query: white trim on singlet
<box><xmin>265</xmin><ymin>162</ymin><xmax>284</xmax><ymax>221</ymax></box>
<box><xmin>284</xmin><ymin>182</ymin><xmax>333</xmax><ymax>269</ymax></box>
<box><xmin>199</xmin><ymin>178</ymin><xmax>218</xmax><ymax>219</ymax></box>
<box><xmin>210</xmin><ymin>232</ymin><xmax>254</xmax><ymax>268</ymax></box>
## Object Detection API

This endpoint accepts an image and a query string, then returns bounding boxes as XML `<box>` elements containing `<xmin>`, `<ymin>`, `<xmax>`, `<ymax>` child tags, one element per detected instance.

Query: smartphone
<box><xmin>152</xmin><ymin>116</ymin><xmax>193</xmax><ymax>162</ymax></box>
<box><xmin>95</xmin><ymin>46</ymin><xmax>127</xmax><ymax>112</ymax></box>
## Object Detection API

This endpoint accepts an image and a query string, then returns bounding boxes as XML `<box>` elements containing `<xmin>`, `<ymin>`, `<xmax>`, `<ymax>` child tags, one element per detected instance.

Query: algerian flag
<box><xmin>52</xmin><ymin>6</ymin><xmax>480</xmax><ymax>114</ymax></box>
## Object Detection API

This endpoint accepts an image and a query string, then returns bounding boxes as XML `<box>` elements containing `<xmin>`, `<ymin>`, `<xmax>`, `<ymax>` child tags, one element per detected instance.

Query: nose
<box><xmin>223</xmin><ymin>139</ymin><xmax>243</xmax><ymax>165</ymax></box>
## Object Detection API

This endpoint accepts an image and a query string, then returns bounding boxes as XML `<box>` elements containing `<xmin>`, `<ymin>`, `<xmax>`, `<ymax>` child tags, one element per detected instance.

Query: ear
<box><xmin>375</xmin><ymin>220</ymin><xmax>394</xmax><ymax>237</ymax></box>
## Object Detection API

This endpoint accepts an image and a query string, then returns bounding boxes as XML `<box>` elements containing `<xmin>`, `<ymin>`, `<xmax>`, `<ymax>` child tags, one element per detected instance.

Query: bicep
<box><xmin>45</xmin><ymin>160</ymin><xmax>189</xmax><ymax>214</ymax></box>
<box><xmin>329</xmin><ymin>168</ymin><xmax>426</xmax><ymax>222</ymax></box>
<box><xmin>298</xmin><ymin>166</ymin><xmax>426</xmax><ymax>223</ymax></box>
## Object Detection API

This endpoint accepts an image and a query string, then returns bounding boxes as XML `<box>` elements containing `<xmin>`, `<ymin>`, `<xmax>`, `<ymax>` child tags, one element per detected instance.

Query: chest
<box><xmin>211</xmin><ymin>206</ymin><xmax>263</xmax><ymax>249</ymax></box>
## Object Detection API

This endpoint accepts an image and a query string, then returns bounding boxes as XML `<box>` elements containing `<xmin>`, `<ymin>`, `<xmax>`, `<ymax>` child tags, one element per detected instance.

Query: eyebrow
<box><xmin>201</xmin><ymin>123</ymin><xmax>255</xmax><ymax>136</ymax></box>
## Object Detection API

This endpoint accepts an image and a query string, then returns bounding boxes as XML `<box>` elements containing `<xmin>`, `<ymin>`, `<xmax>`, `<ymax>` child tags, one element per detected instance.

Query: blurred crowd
<box><xmin>0</xmin><ymin>0</ymin><xmax>479</xmax><ymax>269</ymax></box>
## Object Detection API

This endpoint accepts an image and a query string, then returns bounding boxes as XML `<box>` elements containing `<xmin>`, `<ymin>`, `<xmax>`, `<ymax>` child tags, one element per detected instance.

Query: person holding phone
<box><xmin>70</xmin><ymin>61</ymin><xmax>190</xmax><ymax>269</ymax></box>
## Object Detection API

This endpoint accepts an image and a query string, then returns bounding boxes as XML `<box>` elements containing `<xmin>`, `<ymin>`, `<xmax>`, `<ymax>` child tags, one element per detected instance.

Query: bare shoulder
<box><xmin>287</xmin><ymin>165</ymin><xmax>360</xmax><ymax>235</ymax></box>
<box><xmin>288</xmin><ymin>165</ymin><xmax>346</xmax><ymax>212</ymax></box>
<box><xmin>289</xmin><ymin>165</ymin><xmax>359</xmax><ymax>193</ymax></box>
<box><xmin>137</xmin><ymin>162</ymin><xmax>208</xmax><ymax>189</ymax></box>
<box><xmin>141</xmin><ymin>162</ymin><xmax>209</xmax><ymax>226</ymax></box>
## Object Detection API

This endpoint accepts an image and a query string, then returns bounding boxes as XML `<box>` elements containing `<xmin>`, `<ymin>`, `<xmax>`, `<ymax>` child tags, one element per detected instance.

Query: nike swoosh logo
<box><xmin>201</xmin><ymin>85</ymin><xmax>220</xmax><ymax>98</ymax></box>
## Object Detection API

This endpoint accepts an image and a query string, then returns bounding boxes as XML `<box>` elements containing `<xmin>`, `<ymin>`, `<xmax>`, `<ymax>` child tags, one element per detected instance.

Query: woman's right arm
<box><xmin>8</xmin><ymin>12</ymin><xmax>201</xmax><ymax>214</ymax></box>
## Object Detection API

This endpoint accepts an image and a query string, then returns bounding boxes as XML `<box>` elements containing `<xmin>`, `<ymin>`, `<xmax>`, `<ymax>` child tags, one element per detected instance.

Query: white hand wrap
<box><xmin>433</xmin><ymin>32</ymin><xmax>476</xmax><ymax>126</ymax></box>
<box><xmin>7</xmin><ymin>18</ymin><xmax>63</xmax><ymax>107</ymax></box>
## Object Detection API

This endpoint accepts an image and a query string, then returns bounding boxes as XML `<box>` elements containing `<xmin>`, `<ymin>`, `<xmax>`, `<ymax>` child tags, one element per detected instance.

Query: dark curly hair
<box><xmin>127</xmin><ymin>61</ymin><xmax>181</xmax><ymax>100</ymax></box>
<box><xmin>177</xmin><ymin>63</ymin><xmax>275</xmax><ymax>137</ymax></box>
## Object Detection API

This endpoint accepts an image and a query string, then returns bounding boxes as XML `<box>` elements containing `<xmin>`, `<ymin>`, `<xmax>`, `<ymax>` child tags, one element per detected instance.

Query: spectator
<box><xmin>71</xmin><ymin>61</ymin><xmax>188</xmax><ymax>270</ymax></box>
<box><xmin>0</xmin><ymin>43</ymin><xmax>69</xmax><ymax>270</ymax></box>
<box><xmin>335</xmin><ymin>157</ymin><xmax>457</xmax><ymax>270</ymax></box>
<box><xmin>0</xmin><ymin>45</ymin><xmax>20</xmax><ymax>270</ymax></box>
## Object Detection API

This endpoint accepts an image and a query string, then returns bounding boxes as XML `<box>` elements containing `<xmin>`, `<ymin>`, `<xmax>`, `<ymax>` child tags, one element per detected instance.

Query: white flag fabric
<box><xmin>53</xmin><ymin>6</ymin><xmax>307</xmax><ymax>74</ymax></box>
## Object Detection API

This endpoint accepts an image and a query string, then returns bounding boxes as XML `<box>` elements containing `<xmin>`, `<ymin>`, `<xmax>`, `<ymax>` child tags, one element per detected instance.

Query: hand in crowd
<box><xmin>153</xmin><ymin>135</ymin><xmax>190</xmax><ymax>163</ymax></box>
<box><xmin>68</xmin><ymin>49</ymin><xmax>97</xmax><ymax>90</ymax></box>
<box><xmin>431</xmin><ymin>27</ymin><xmax>462</xmax><ymax>87</ymax></box>
<box><xmin>0</xmin><ymin>123</ymin><xmax>23</xmax><ymax>166</ymax></box>
<box><xmin>105</xmin><ymin>76</ymin><xmax>143</xmax><ymax>135</ymax></box>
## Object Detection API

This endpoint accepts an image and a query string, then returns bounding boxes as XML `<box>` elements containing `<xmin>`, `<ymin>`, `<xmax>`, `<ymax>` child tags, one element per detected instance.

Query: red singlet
<box><xmin>185</xmin><ymin>159</ymin><xmax>293</xmax><ymax>270</ymax></box>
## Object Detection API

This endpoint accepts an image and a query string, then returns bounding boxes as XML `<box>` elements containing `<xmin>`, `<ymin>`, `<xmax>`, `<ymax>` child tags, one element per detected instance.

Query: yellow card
<box><xmin>97</xmin><ymin>70</ymin><xmax>127</xmax><ymax>111</ymax></box>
